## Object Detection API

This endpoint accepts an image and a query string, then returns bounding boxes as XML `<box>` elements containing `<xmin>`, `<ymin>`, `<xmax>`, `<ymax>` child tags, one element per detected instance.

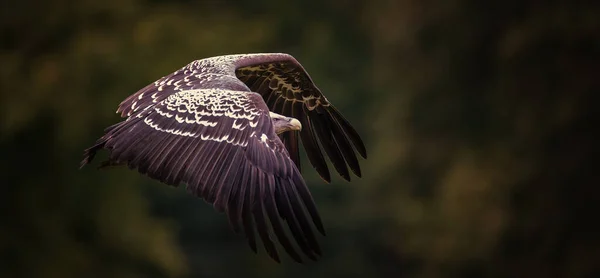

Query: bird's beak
<box><xmin>289</xmin><ymin>118</ymin><xmax>302</xmax><ymax>131</ymax></box>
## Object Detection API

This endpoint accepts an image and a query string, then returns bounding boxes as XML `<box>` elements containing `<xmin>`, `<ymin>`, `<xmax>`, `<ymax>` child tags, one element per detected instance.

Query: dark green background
<box><xmin>2</xmin><ymin>0</ymin><xmax>598</xmax><ymax>277</ymax></box>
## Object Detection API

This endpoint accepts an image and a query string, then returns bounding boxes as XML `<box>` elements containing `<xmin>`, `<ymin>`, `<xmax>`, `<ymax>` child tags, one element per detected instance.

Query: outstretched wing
<box><xmin>233</xmin><ymin>54</ymin><xmax>367</xmax><ymax>183</ymax></box>
<box><xmin>81</xmin><ymin>89</ymin><xmax>324</xmax><ymax>263</ymax></box>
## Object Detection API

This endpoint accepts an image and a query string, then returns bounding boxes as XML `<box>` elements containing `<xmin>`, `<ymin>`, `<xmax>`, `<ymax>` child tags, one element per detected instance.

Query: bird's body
<box><xmin>81</xmin><ymin>53</ymin><xmax>366</xmax><ymax>263</ymax></box>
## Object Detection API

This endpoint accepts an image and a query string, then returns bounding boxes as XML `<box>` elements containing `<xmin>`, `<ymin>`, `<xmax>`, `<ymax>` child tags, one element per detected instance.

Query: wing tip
<box><xmin>79</xmin><ymin>152</ymin><xmax>92</xmax><ymax>169</ymax></box>
<box><xmin>316</xmin><ymin>222</ymin><xmax>326</xmax><ymax>236</ymax></box>
<box><xmin>357</xmin><ymin>144</ymin><xmax>368</xmax><ymax>159</ymax></box>
<box><xmin>248</xmin><ymin>240</ymin><xmax>258</xmax><ymax>254</ymax></box>
<box><xmin>350</xmin><ymin>165</ymin><xmax>362</xmax><ymax>178</ymax></box>
<box><xmin>271</xmin><ymin>253</ymin><xmax>282</xmax><ymax>263</ymax></box>
<box><xmin>79</xmin><ymin>159</ymin><xmax>89</xmax><ymax>169</ymax></box>
<box><xmin>319</xmin><ymin>171</ymin><xmax>332</xmax><ymax>183</ymax></box>
<box><xmin>80</xmin><ymin>143</ymin><xmax>104</xmax><ymax>169</ymax></box>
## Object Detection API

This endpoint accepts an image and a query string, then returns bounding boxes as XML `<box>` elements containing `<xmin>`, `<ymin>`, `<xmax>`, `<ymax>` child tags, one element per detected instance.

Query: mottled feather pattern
<box><xmin>117</xmin><ymin>55</ymin><xmax>255</xmax><ymax>118</ymax></box>
<box><xmin>141</xmin><ymin>89</ymin><xmax>262</xmax><ymax>143</ymax></box>
<box><xmin>82</xmin><ymin>53</ymin><xmax>367</xmax><ymax>263</ymax></box>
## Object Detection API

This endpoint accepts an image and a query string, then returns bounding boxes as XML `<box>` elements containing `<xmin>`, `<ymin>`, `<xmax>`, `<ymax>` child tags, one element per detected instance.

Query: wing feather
<box><xmin>283</xmin><ymin>181</ymin><xmax>322</xmax><ymax>254</ymax></box>
<box><xmin>276</xmin><ymin>177</ymin><xmax>319</xmax><ymax>260</ymax></box>
<box><xmin>213</xmin><ymin>150</ymin><xmax>243</xmax><ymax>212</ymax></box>
<box><xmin>168</xmin><ymin>142</ymin><xmax>198</xmax><ymax>185</ymax></box>
<box><xmin>297</xmin><ymin>107</ymin><xmax>330</xmax><ymax>182</ymax></box>
<box><xmin>157</xmin><ymin>144</ymin><xmax>184</xmax><ymax>182</ymax></box>
<box><xmin>209</xmin><ymin>146</ymin><xmax>242</xmax><ymax>205</ymax></box>
<box><xmin>309</xmin><ymin>110</ymin><xmax>350</xmax><ymax>180</ymax></box>
<box><xmin>328</xmin><ymin>119</ymin><xmax>361</xmax><ymax>177</ymax></box>
<box><xmin>200</xmin><ymin>141</ymin><xmax>232</xmax><ymax>200</ymax></box>
<box><xmin>226</xmin><ymin>161</ymin><xmax>248</xmax><ymax>233</ymax></box>
<box><xmin>272</xmin><ymin>94</ymin><xmax>286</xmax><ymax>112</ymax></box>
<box><xmin>242</xmin><ymin>168</ymin><xmax>257</xmax><ymax>253</ymax></box>
<box><xmin>327</xmin><ymin>105</ymin><xmax>367</xmax><ymax>159</ymax></box>
<box><xmin>265</xmin><ymin>175</ymin><xmax>303</xmax><ymax>263</ymax></box>
<box><xmin>280</xmin><ymin>131</ymin><xmax>301</xmax><ymax>171</ymax></box>
<box><xmin>253</xmin><ymin>173</ymin><xmax>280</xmax><ymax>262</ymax></box>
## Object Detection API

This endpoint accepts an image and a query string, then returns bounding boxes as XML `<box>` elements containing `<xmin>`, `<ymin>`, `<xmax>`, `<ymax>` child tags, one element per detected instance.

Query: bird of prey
<box><xmin>81</xmin><ymin>53</ymin><xmax>367</xmax><ymax>263</ymax></box>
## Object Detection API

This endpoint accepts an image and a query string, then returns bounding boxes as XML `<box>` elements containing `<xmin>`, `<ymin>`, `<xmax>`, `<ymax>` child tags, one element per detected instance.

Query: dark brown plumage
<box><xmin>81</xmin><ymin>53</ymin><xmax>366</xmax><ymax>263</ymax></box>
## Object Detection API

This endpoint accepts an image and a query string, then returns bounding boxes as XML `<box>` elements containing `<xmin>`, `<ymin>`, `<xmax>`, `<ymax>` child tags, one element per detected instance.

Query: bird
<box><xmin>80</xmin><ymin>53</ymin><xmax>367</xmax><ymax>263</ymax></box>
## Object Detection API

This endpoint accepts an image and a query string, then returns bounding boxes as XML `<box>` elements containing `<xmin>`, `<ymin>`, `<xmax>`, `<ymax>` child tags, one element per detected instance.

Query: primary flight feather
<box><xmin>81</xmin><ymin>53</ymin><xmax>367</xmax><ymax>263</ymax></box>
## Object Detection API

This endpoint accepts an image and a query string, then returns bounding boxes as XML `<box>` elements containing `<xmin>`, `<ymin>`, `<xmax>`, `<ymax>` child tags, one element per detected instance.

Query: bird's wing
<box><xmin>233</xmin><ymin>53</ymin><xmax>367</xmax><ymax>183</ymax></box>
<box><xmin>81</xmin><ymin>89</ymin><xmax>324</xmax><ymax>263</ymax></box>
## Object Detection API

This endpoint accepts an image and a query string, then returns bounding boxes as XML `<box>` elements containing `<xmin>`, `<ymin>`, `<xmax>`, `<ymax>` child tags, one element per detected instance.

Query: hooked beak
<box><xmin>270</xmin><ymin>112</ymin><xmax>302</xmax><ymax>134</ymax></box>
<box><xmin>289</xmin><ymin>118</ymin><xmax>302</xmax><ymax>131</ymax></box>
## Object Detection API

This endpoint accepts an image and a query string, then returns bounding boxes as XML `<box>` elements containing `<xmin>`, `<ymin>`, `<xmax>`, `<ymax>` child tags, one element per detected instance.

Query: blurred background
<box><xmin>1</xmin><ymin>0</ymin><xmax>599</xmax><ymax>277</ymax></box>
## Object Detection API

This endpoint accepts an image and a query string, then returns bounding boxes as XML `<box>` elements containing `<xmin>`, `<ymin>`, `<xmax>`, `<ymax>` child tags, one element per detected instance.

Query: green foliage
<box><xmin>1</xmin><ymin>0</ymin><xmax>598</xmax><ymax>277</ymax></box>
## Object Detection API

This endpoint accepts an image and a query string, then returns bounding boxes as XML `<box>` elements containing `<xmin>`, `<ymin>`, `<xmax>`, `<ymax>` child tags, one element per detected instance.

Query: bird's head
<box><xmin>270</xmin><ymin>112</ymin><xmax>302</xmax><ymax>134</ymax></box>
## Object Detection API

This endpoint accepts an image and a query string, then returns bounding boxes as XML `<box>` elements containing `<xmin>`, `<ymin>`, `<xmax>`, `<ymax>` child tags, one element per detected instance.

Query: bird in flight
<box><xmin>81</xmin><ymin>53</ymin><xmax>367</xmax><ymax>263</ymax></box>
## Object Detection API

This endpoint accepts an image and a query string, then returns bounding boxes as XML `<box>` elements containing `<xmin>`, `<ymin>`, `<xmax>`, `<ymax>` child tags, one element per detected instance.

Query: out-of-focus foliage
<box><xmin>1</xmin><ymin>0</ymin><xmax>598</xmax><ymax>277</ymax></box>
